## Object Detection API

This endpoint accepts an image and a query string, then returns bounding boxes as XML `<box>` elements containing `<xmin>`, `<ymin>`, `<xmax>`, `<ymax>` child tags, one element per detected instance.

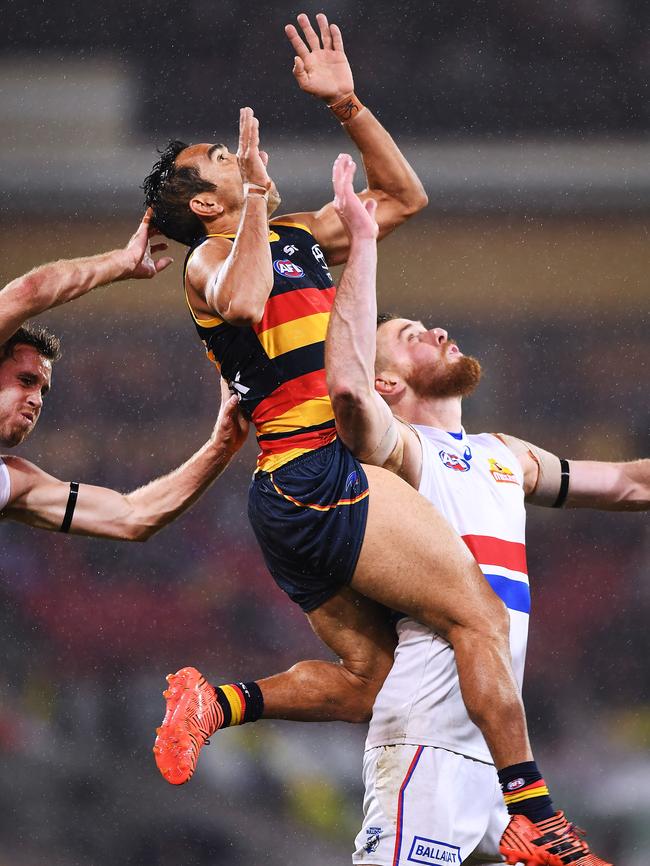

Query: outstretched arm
<box><xmin>1</xmin><ymin>387</ymin><xmax>249</xmax><ymax>538</ymax></box>
<box><xmin>0</xmin><ymin>211</ymin><xmax>173</xmax><ymax>345</ymax></box>
<box><xmin>284</xmin><ymin>13</ymin><xmax>428</xmax><ymax>264</ymax></box>
<box><xmin>326</xmin><ymin>154</ymin><xmax>419</xmax><ymax>483</ymax></box>
<box><xmin>499</xmin><ymin>433</ymin><xmax>649</xmax><ymax>510</ymax></box>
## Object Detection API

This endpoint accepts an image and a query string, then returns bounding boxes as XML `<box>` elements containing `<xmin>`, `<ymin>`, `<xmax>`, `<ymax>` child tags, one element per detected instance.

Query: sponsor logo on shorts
<box><xmin>506</xmin><ymin>777</ymin><xmax>526</xmax><ymax>791</ymax></box>
<box><xmin>438</xmin><ymin>449</ymin><xmax>471</xmax><ymax>472</ymax></box>
<box><xmin>407</xmin><ymin>837</ymin><xmax>460</xmax><ymax>864</ymax></box>
<box><xmin>273</xmin><ymin>259</ymin><xmax>305</xmax><ymax>278</ymax></box>
<box><xmin>364</xmin><ymin>827</ymin><xmax>382</xmax><ymax>853</ymax></box>
<box><xmin>488</xmin><ymin>457</ymin><xmax>518</xmax><ymax>484</ymax></box>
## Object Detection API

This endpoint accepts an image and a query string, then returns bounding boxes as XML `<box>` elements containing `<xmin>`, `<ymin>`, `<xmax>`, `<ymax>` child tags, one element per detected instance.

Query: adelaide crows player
<box><xmin>144</xmin><ymin>13</ymin><xmax>549</xmax><ymax>826</ymax></box>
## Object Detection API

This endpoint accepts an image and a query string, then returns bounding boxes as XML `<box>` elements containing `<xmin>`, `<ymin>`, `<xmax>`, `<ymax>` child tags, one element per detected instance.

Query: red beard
<box><xmin>406</xmin><ymin>354</ymin><xmax>483</xmax><ymax>399</ymax></box>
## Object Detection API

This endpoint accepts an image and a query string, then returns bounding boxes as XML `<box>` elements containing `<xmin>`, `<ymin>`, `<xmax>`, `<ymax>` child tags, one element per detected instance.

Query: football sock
<box><xmin>498</xmin><ymin>761</ymin><xmax>555</xmax><ymax>822</ymax></box>
<box><xmin>213</xmin><ymin>681</ymin><xmax>264</xmax><ymax>730</ymax></box>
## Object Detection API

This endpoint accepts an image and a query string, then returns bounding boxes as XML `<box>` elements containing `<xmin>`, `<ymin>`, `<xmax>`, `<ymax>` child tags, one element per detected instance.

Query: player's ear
<box><xmin>189</xmin><ymin>194</ymin><xmax>224</xmax><ymax>219</ymax></box>
<box><xmin>375</xmin><ymin>371</ymin><xmax>404</xmax><ymax>401</ymax></box>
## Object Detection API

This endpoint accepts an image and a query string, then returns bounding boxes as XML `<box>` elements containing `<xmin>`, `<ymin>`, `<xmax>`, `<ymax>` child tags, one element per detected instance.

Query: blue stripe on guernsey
<box><xmin>483</xmin><ymin>573</ymin><xmax>531</xmax><ymax>614</ymax></box>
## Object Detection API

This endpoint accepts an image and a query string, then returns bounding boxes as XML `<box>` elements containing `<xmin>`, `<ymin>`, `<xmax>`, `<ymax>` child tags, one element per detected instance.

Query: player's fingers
<box><xmin>154</xmin><ymin>256</ymin><xmax>174</xmax><ymax>273</ymax></box>
<box><xmin>332</xmin><ymin>153</ymin><xmax>346</xmax><ymax>190</ymax></box>
<box><xmin>330</xmin><ymin>23</ymin><xmax>344</xmax><ymax>52</ymax></box>
<box><xmin>316</xmin><ymin>13</ymin><xmax>332</xmax><ymax>50</ymax></box>
<box><xmin>296</xmin><ymin>13</ymin><xmax>321</xmax><ymax>51</ymax></box>
<box><xmin>284</xmin><ymin>24</ymin><xmax>309</xmax><ymax>59</ymax></box>
<box><xmin>259</xmin><ymin>150</ymin><xmax>269</xmax><ymax>167</ymax></box>
<box><xmin>143</xmin><ymin>207</ymin><xmax>153</xmax><ymax>224</ymax></box>
<box><xmin>292</xmin><ymin>56</ymin><xmax>306</xmax><ymax>80</ymax></box>
<box><xmin>365</xmin><ymin>198</ymin><xmax>378</xmax><ymax>220</ymax></box>
<box><xmin>250</xmin><ymin>113</ymin><xmax>260</xmax><ymax>150</ymax></box>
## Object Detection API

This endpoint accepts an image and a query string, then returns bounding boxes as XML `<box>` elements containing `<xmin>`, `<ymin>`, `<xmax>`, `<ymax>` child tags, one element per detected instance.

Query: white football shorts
<box><xmin>352</xmin><ymin>744</ymin><xmax>508</xmax><ymax>866</ymax></box>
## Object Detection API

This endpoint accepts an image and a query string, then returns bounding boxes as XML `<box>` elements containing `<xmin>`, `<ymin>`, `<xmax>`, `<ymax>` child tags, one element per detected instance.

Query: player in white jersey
<box><xmin>153</xmin><ymin>156</ymin><xmax>648</xmax><ymax>865</ymax></box>
<box><xmin>354</xmin><ymin>427</ymin><xmax>529</xmax><ymax>866</ymax></box>
<box><xmin>0</xmin><ymin>215</ymin><xmax>247</xmax><ymax>541</ymax></box>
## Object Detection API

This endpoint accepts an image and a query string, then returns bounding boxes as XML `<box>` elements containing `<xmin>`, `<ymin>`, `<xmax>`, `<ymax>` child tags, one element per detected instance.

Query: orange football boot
<box><xmin>500</xmin><ymin>811</ymin><xmax>613</xmax><ymax>865</ymax></box>
<box><xmin>153</xmin><ymin>666</ymin><xmax>223</xmax><ymax>785</ymax></box>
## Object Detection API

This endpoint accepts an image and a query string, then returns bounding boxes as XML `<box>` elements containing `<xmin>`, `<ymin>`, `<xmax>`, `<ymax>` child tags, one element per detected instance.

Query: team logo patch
<box><xmin>345</xmin><ymin>470</ymin><xmax>360</xmax><ymax>493</ymax></box>
<box><xmin>364</xmin><ymin>827</ymin><xmax>382</xmax><ymax>854</ymax></box>
<box><xmin>283</xmin><ymin>244</ymin><xmax>298</xmax><ymax>255</ymax></box>
<box><xmin>507</xmin><ymin>777</ymin><xmax>526</xmax><ymax>791</ymax></box>
<box><xmin>438</xmin><ymin>448</ymin><xmax>471</xmax><ymax>472</ymax></box>
<box><xmin>407</xmin><ymin>837</ymin><xmax>460</xmax><ymax>864</ymax></box>
<box><xmin>273</xmin><ymin>259</ymin><xmax>304</xmax><ymax>278</ymax></box>
<box><xmin>488</xmin><ymin>457</ymin><xmax>518</xmax><ymax>484</ymax></box>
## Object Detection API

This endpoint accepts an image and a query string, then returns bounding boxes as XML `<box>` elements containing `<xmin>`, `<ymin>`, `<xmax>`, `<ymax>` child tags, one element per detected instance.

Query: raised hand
<box><xmin>122</xmin><ymin>209</ymin><xmax>174</xmax><ymax>279</ymax></box>
<box><xmin>237</xmin><ymin>107</ymin><xmax>272</xmax><ymax>189</ymax></box>
<box><xmin>332</xmin><ymin>154</ymin><xmax>378</xmax><ymax>241</ymax></box>
<box><xmin>285</xmin><ymin>12</ymin><xmax>354</xmax><ymax>103</ymax></box>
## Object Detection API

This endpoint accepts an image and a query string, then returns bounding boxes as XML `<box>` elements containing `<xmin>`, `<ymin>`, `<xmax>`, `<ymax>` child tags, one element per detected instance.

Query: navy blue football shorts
<box><xmin>248</xmin><ymin>438</ymin><xmax>370</xmax><ymax>613</ymax></box>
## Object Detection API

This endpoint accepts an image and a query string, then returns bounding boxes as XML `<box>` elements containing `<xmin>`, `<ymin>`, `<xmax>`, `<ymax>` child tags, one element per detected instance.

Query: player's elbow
<box><xmin>120</xmin><ymin>522</ymin><xmax>157</xmax><ymax>542</ymax></box>
<box><xmin>223</xmin><ymin>300</ymin><xmax>266</xmax><ymax>327</ymax></box>
<box><xmin>4</xmin><ymin>273</ymin><xmax>51</xmax><ymax>317</ymax></box>
<box><xmin>402</xmin><ymin>185</ymin><xmax>429</xmax><ymax>215</ymax></box>
<box><xmin>329</xmin><ymin>385</ymin><xmax>373</xmax><ymax>431</ymax></box>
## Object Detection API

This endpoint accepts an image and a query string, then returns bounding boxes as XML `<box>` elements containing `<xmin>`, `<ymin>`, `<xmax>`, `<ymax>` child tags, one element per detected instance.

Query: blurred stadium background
<box><xmin>0</xmin><ymin>1</ymin><xmax>648</xmax><ymax>864</ymax></box>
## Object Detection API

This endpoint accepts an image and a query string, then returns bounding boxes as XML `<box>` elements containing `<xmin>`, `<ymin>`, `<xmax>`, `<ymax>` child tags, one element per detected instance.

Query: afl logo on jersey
<box><xmin>438</xmin><ymin>449</ymin><xmax>471</xmax><ymax>472</ymax></box>
<box><xmin>273</xmin><ymin>259</ymin><xmax>304</xmax><ymax>278</ymax></box>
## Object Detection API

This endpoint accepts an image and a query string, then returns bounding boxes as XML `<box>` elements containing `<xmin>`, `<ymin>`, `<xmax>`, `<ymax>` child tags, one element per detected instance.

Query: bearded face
<box><xmin>405</xmin><ymin>347</ymin><xmax>482</xmax><ymax>399</ymax></box>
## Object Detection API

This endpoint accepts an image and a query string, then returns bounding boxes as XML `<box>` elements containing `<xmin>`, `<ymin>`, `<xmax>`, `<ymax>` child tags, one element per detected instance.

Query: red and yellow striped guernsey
<box><xmin>184</xmin><ymin>221</ymin><xmax>338</xmax><ymax>472</ymax></box>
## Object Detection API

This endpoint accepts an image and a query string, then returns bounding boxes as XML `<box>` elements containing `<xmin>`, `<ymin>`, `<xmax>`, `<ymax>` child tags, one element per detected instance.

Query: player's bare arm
<box><xmin>186</xmin><ymin>108</ymin><xmax>274</xmax><ymax>326</ymax></box>
<box><xmin>0</xmin><ymin>212</ymin><xmax>173</xmax><ymax>345</ymax></box>
<box><xmin>283</xmin><ymin>13</ymin><xmax>428</xmax><ymax>264</ymax></box>
<box><xmin>327</xmin><ymin>154</ymin><xmax>422</xmax><ymax>485</ymax></box>
<box><xmin>1</xmin><ymin>387</ymin><xmax>248</xmax><ymax>538</ymax></box>
<box><xmin>499</xmin><ymin>433</ymin><xmax>649</xmax><ymax>510</ymax></box>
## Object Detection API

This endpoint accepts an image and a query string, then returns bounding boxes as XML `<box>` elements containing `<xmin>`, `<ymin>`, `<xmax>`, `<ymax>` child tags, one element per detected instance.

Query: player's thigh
<box><xmin>352</xmin><ymin>745</ymin><xmax>499</xmax><ymax>866</ymax></box>
<box><xmin>352</xmin><ymin>464</ymin><xmax>507</xmax><ymax>636</ymax></box>
<box><xmin>306</xmin><ymin>586</ymin><xmax>397</xmax><ymax>684</ymax></box>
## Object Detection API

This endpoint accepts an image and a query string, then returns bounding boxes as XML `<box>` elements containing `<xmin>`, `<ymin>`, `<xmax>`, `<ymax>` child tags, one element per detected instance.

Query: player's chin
<box><xmin>0</xmin><ymin>426</ymin><xmax>28</xmax><ymax>448</ymax></box>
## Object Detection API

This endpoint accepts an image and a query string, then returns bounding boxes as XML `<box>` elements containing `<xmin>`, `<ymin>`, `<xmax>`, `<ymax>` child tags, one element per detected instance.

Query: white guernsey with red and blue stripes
<box><xmin>366</xmin><ymin>426</ymin><xmax>529</xmax><ymax>765</ymax></box>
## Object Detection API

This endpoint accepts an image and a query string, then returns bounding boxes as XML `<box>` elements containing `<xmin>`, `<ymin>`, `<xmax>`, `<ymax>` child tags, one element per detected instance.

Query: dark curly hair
<box><xmin>142</xmin><ymin>140</ymin><xmax>217</xmax><ymax>247</ymax></box>
<box><xmin>1</xmin><ymin>323</ymin><xmax>61</xmax><ymax>363</ymax></box>
<box><xmin>377</xmin><ymin>312</ymin><xmax>397</xmax><ymax>329</ymax></box>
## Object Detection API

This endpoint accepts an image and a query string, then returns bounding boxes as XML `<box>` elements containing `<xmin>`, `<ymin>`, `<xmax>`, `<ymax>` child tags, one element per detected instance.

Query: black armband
<box><xmin>60</xmin><ymin>481</ymin><xmax>79</xmax><ymax>533</ymax></box>
<box><xmin>552</xmin><ymin>459</ymin><xmax>570</xmax><ymax>508</ymax></box>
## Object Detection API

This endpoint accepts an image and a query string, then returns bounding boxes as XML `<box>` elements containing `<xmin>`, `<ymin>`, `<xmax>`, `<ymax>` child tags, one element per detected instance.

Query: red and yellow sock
<box><xmin>498</xmin><ymin>761</ymin><xmax>555</xmax><ymax>823</ymax></box>
<box><xmin>213</xmin><ymin>681</ymin><xmax>264</xmax><ymax>730</ymax></box>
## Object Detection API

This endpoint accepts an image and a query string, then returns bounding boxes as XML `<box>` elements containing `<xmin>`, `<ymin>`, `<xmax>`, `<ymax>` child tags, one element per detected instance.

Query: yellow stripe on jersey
<box><xmin>183</xmin><ymin>245</ymin><xmax>225</xmax><ymax>328</ymax></box>
<box><xmin>257</xmin><ymin>312</ymin><xmax>329</xmax><ymax>360</ymax></box>
<box><xmin>257</xmin><ymin>395</ymin><xmax>334</xmax><ymax>437</ymax></box>
<box><xmin>257</xmin><ymin>446</ymin><xmax>316</xmax><ymax>474</ymax></box>
<box><xmin>270</xmin><ymin>220</ymin><xmax>313</xmax><ymax>235</ymax></box>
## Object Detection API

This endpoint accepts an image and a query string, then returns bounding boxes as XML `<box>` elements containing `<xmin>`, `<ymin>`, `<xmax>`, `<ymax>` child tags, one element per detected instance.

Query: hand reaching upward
<box><xmin>332</xmin><ymin>154</ymin><xmax>378</xmax><ymax>242</ymax></box>
<box><xmin>237</xmin><ymin>107</ymin><xmax>272</xmax><ymax>189</ymax></box>
<box><xmin>285</xmin><ymin>12</ymin><xmax>354</xmax><ymax>104</ymax></box>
